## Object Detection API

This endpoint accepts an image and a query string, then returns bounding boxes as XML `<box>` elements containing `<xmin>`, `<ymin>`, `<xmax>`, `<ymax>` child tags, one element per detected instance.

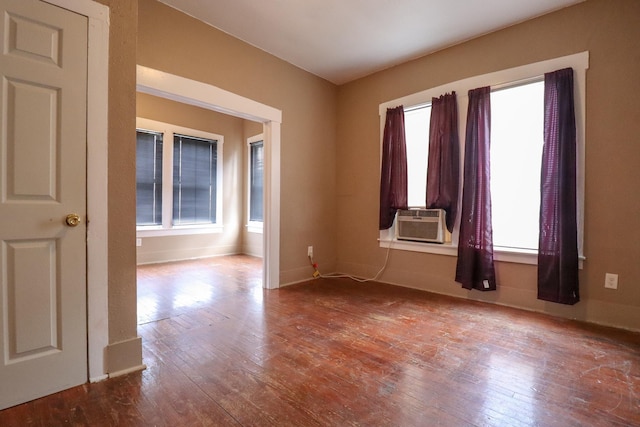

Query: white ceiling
<box><xmin>158</xmin><ymin>0</ymin><xmax>584</xmax><ymax>85</ymax></box>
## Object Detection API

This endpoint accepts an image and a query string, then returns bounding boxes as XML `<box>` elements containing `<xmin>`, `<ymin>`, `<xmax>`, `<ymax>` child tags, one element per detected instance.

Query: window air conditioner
<box><xmin>396</xmin><ymin>209</ymin><xmax>450</xmax><ymax>244</ymax></box>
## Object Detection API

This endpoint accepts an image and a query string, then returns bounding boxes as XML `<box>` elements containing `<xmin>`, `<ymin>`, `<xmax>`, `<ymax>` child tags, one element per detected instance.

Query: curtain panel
<box><xmin>426</xmin><ymin>92</ymin><xmax>459</xmax><ymax>232</ymax></box>
<box><xmin>455</xmin><ymin>87</ymin><xmax>496</xmax><ymax>291</ymax></box>
<box><xmin>537</xmin><ymin>67</ymin><xmax>580</xmax><ymax>305</ymax></box>
<box><xmin>379</xmin><ymin>106</ymin><xmax>408</xmax><ymax>230</ymax></box>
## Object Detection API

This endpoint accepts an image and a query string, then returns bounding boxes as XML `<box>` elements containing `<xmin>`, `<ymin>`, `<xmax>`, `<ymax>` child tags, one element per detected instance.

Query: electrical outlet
<box><xmin>136</xmin><ymin>238</ymin><xmax>142</xmax><ymax>247</ymax></box>
<box><xmin>307</xmin><ymin>246</ymin><xmax>313</xmax><ymax>258</ymax></box>
<box><xmin>604</xmin><ymin>273</ymin><xmax>618</xmax><ymax>289</ymax></box>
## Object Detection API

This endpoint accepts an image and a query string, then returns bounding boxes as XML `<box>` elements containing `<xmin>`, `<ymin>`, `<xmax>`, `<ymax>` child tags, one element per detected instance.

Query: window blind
<box><xmin>173</xmin><ymin>134</ymin><xmax>217</xmax><ymax>224</ymax></box>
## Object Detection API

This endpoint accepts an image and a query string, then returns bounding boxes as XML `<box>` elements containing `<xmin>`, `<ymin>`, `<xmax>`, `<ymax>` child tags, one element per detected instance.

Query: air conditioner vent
<box><xmin>396</xmin><ymin>209</ymin><xmax>450</xmax><ymax>243</ymax></box>
<box><xmin>398</xmin><ymin>209</ymin><xmax>440</xmax><ymax>218</ymax></box>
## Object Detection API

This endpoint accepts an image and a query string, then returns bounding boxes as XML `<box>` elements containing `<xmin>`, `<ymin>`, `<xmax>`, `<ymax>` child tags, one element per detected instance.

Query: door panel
<box><xmin>6</xmin><ymin>79</ymin><xmax>58</xmax><ymax>199</ymax></box>
<box><xmin>5</xmin><ymin>239</ymin><xmax>58</xmax><ymax>358</ymax></box>
<box><xmin>7</xmin><ymin>13</ymin><xmax>61</xmax><ymax>65</ymax></box>
<box><xmin>0</xmin><ymin>0</ymin><xmax>88</xmax><ymax>409</ymax></box>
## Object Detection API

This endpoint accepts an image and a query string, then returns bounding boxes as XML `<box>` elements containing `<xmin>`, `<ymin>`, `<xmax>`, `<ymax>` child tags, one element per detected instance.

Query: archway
<box><xmin>136</xmin><ymin>66</ymin><xmax>281</xmax><ymax>290</ymax></box>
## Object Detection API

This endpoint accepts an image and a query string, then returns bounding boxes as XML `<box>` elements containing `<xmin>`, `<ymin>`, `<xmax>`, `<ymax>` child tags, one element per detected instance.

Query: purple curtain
<box><xmin>426</xmin><ymin>92</ymin><xmax>459</xmax><ymax>232</ymax></box>
<box><xmin>538</xmin><ymin>68</ymin><xmax>579</xmax><ymax>305</ymax></box>
<box><xmin>455</xmin><ymin>87</ymin><xmax>496</xmax><ymax>291</ymax></box>
<box><xmin>379</xmin><ymin>106</ymin><xmax>408</xmax><ymax>230</ymax></box>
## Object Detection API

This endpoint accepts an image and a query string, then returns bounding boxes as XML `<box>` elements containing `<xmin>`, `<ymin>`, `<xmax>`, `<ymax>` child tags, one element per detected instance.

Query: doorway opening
<box><xmin>136</xmin><ymin>66</ymin><xmax>281</xmax><ymax>290</ymax></box>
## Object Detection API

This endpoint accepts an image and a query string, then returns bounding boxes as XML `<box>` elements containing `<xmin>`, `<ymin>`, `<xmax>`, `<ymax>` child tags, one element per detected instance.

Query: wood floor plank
<box><xmin>1</xmin><ymin>255</ymin><xmax>639</xmax><ymax>426</ymax></box>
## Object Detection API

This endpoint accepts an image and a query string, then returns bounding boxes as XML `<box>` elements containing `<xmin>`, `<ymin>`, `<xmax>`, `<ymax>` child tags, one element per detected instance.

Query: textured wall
<box><xmin>94</xmin><ymin>0</ymin><xmax>139</xmax><ymax>350</ymax></box>
<box><xmin>336</xmin><ymin>0</ymin><xmax>640</xmax><ymax>330</ymax></box>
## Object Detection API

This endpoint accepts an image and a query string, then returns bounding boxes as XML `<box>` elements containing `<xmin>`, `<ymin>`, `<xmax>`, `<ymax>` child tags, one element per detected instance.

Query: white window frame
<box><xmin>378</xmin><ymin>52</ymin><xmax>588</xmax><ymax>266</ymax></box>
<box><xmin>246</xmin><ymin>133</ymin><xmax>264</xmax><ymax>234</ymax></box>
<box><xmin>136</xmin><ymin>117</ymin><xmax>224</xmax><ymax>237</ymax></box>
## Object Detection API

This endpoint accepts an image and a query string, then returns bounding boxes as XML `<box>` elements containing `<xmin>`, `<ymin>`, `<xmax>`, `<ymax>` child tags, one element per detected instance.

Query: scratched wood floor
<box><xmin>1</xmin><ymin>254</ymin><xmax>639</xmax><ymax>426</ymax></box>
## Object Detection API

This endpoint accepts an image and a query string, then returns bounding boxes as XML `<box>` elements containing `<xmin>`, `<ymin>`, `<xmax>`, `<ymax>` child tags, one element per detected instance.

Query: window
<box><xmin>490</xmin><ymin>80</ymin><xmax>544</xmax><ymax>251</ymax></box>
<box><xmin>379</xmin><ymin>52</ymin><xmax>588</xmax><ymax>265</ymax></box>
<box><xmin>135</xmin><ymin>118</ymin><xmax>224</xmax><ymax>236</ymax></box>
<box><xmin>136</xmin><ymin>130</ymin><xmax>163</xmax><ymax>226</ymax></box>
<box><xmin>402</xmin><ymin>84</ymin><xmax>544</xmax><ymax>241</ymax></box>
<box><xmin>404</xmin><ymin>105</ymin><xmax>431</xmax><ymax>207</ymax></box>
<box><xmin>247</xmin><ymin>134</ymin><xmax>264</xmax><ymax>232</ymax></box>
<box><xmin>249</xmin><ymin>138</ymin><xmax>264</xmax><ymax>222</ymax></box>
<box><xmin>173</xmin><ymin>134</ymin><xmax>218</xmax><ymax>225</ymax></box>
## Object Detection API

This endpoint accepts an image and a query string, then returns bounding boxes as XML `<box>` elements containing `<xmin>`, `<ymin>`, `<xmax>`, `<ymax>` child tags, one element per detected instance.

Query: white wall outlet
<box><xmin>307</xmin><ymin>246</ymin><xmax>313</xmax><ymax>258</ymax></box>
<box><xmin>136</xmin><ymin>238</ymin><xmax>142</xmax><ymax>247</ymax></box>
<box><xmin>604</xmin><ymin>273</ymin><xmax>618</xmax><ymax>289</ymax></box>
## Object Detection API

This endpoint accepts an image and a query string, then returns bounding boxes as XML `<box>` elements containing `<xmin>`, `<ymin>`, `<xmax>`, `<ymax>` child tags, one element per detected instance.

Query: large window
<box><xmin>402</xmin><ymin>83</ymin><xmax>544</xmax><ymax>242</ymax></box>
<box><xmin>136</xmin><ymin>118</ymin><xmax>224</xmax><ymax>235</ymax></box>
<box><xmin>403</xmin><ymin>81</ymin><xmax>544</xmax><ymax>251</ymax></box>
<box><xmin>173</xmin><ymin>134</ymin><xmax>218</xmax><ymax>225</ymax></box>
<box><xmin>380</xmin><ymin>52</ymin><xmax>587</xmax><ymax>265</ymax></box>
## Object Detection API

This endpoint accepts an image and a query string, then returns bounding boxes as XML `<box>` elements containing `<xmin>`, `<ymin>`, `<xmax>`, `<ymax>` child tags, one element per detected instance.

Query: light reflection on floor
<box><xmin>136</xmin><ymin>255</ymin><xmax>263</xmax><ymax>325</ymax></box>
<box><xmin>250</xmin><ymin>284</ymin><xmax>264</xmax><ymax>305</ymax></box>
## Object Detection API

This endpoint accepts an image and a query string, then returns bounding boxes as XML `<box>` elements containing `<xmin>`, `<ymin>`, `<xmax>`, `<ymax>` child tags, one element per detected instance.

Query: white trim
<box><xmin>137</xmin><ymin>67</ymin><xmax>281</xmax><ymax>123</ymax></box>
<box><xmin>379</xmin><ymin>52</ymin><xmax>589</xmax><ymax>113</ymax></box>
<box><xmin>90</xmin><ymin>374</ymin><xmax>108</xmax><ymax>382</ymax></box>
<box><xmin>247</xmin><ymin>134</ymin><xmax>264</xmax><ymax>144</ymax></box>
<box><xmin>107</xmin><ymin>364</ymin><xmax>147</xmax><ymax>379</ymax></box>
<box><xmin>43</xmin><ymin>0</ymin><xmax>110</xmax><ymax>383</ymax></box>
<box><xmin>379</xmin><ymin>52</ymin><xmax>589</xmax><ymax>265</ymax></box>
<box><xmin>85</xmin><ymin>3</ymin><xmax>110</xmax><ymax>383</ymax></box>
<box><xmin>263</xmin><ymin>121</ymin><xmax>281</xmax><ymax>289</ymax></box>
<box><xmin>137</xmin><ymin>66</ymin><xmax>282</xmax><ymax>290</ymax></box>
<box><xmin>380</xmin><ymin>237</ymin><xmax>540</xmax><ymax>265</ymax></box>
<box><xmin>137</xmin><ymin>226</ymin><xmax>223</xmax><ymax>238</ymax></box>
<box><xmin>43</xmin><ymin>0</ymin><xmax>108</xmax><ymax>20</ymax></box>
<box><xmin>246</xmin><ymin>224</ymin><xmax>264</xmax><ymax>234</ymax></box>
<box><xmin>379</xmin><ymin>236</ymin><xmax>585</xmax><ymax>268</ymax></box>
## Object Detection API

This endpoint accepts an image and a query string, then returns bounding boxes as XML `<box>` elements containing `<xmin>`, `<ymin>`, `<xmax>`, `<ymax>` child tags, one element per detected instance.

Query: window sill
<box><xmin>378</xmin><ymin>238</ymin><xmax>584</xmax><ymax>268</ymax></box>
<box><xmin>137</xmin><ymin>224</ymin><xmax>223</xmax><ymax>237</ymax></box>
<box><xmin>379</xmin><ymin>238</ymin><xmax>458</xmax><ymax>257</ymax></box>
<box><xmin>246</xmin><ymin>222</ymin><xmax>263</xmax><ymax>234</ymax></box>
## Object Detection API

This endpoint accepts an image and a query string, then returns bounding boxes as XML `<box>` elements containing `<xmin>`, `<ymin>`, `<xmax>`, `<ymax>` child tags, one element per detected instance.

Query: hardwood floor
<box><xmin>1</xmin><ymin>254</ymin><xmax>639</xmax><ymax>426</ymax></box>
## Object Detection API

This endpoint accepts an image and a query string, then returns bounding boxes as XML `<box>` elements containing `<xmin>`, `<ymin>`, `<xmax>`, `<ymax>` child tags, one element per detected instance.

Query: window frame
<box><xmin>378</xmin><ymin>52</ymin><xmax>588</xmax><ymax>266</ymax></box>
<box><xmin>136</xmin><ymin>117</ymin><xmax>224</xmax><ymax>237</ymax></box>
<box><xmin>246</xmin><ymin>133</ymin><xmax>264</xmax><ymax>234</ymax></box>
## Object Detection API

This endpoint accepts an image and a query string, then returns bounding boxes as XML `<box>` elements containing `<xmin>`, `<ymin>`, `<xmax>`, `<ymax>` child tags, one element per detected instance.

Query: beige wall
<box><xmin>137</xmin><ymin>0</ymin><xmax>338</xmax><ymax>282</ymax></box>
<box><xmin>136</xmin><ymin>93</ymin><xmax>248</xmax><ymax>264</ymax></box>
<box><xmin>91</xmin><ymin>0</ymin><xmax>141</xmax><ymax>371</ymax></box>
<box><xmin>91</xmin><ymin>0</ymin><xmax>142</xmax><ymax>372</ymax></box>
<box><xmin>336</xmin><ymin>0</ymin><xmax>640</xmax><ymax>330</ymax></box>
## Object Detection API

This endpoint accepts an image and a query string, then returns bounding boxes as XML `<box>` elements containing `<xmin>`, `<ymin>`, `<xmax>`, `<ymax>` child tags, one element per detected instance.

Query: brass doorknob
<box><xmin>65</xmin><ymin>213</ymin><xmax>81</xmax><ymax>227</ymax></box>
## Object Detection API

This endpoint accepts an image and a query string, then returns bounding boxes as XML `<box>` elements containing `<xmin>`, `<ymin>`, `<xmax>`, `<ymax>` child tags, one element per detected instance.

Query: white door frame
<box><xmin>42</xmin><ymin>0</ymin><xmax>110</xmax><ymax>382</ymax></box>
<box><xmin>136</xmin><ymin>66</ymin><xmax>282</xmax><ymax>291</ymax></box>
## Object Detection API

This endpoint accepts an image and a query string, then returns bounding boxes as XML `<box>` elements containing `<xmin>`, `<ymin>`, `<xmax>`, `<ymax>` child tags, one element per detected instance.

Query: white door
<box><xmin>0</xmin><ymin>0</ymin><xmax>88</xmax><ymax>409</ymax></box>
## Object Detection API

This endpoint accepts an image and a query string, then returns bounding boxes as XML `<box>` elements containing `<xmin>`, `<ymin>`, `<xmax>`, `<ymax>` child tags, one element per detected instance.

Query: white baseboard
<box><xmin>108</xmin><ymin>364</ymin><xmax>147</xmax><ymax>379</ymax></box>
<box><xmin>89</xmin><ymin>374</ymin><xmax>109</xmax><ymax>383</ymax></box>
